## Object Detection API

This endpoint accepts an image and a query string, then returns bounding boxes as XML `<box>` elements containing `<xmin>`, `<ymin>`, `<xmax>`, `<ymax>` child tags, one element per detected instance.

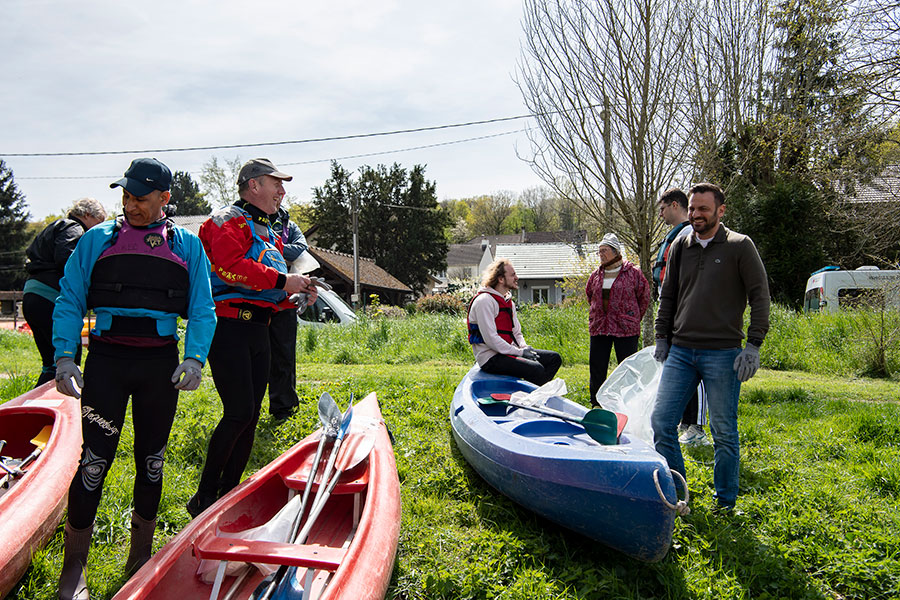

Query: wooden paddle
<box><xmin>478</xmin><ymin>394</ymin><xmax>625</xmax><ymax>445</ymax></box>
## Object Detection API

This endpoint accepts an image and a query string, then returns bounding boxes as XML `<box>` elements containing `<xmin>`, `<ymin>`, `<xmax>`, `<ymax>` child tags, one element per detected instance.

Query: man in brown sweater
<box><xmin>651</xmin><ymin>182</ymin><xmax>770</xmax><ymax>511</ymax></box>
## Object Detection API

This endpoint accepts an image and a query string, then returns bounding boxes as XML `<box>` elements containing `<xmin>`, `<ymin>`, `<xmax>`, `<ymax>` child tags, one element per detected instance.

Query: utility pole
<box><xmin>351</xmin><ymin>192</ymin><xmax>360</xmax><ymax>309</ymax></box>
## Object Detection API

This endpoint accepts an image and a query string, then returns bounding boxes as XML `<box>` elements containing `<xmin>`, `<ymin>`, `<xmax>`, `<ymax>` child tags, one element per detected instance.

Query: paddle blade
<box><xmin>317</xmin><ymin>393</ymin><xmax>341</xmax><ymax>434</ymax></box>
<box><xmin>336</xmin><ymin>426</ymin><xmax>377</xmax><ymax>472</ymax></box>
<box><xmin>581</xmin><ymin>409</ymin><xmax>619</xmax><ymax>445</ymax></box>
<box><xmin>615</xmin><ymin>412</ymin><xmax>628</xmax><ymax>438</ymax></box>
<box><xmin>337</xmin><ymin>403</ymin><xmax>353</xmax><ymax>440</ymax></box>
<box><xmin>30</xmin><ymin>425</ymin><xmax>52</xmax><ymax>450</ymax></box>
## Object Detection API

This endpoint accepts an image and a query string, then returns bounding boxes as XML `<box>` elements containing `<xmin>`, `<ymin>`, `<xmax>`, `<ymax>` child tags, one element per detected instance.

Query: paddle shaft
<box><xmin>489</xmin><ymin>397</ymin><xmax>590</xmax><ymax>426</ymax></box>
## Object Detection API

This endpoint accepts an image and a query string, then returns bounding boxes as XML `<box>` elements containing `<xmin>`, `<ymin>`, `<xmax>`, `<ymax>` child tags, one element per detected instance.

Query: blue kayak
<box><xmin>450</xmin><ymin>366</ymin><xmax>679</xmax><ymax>562</ymax></box>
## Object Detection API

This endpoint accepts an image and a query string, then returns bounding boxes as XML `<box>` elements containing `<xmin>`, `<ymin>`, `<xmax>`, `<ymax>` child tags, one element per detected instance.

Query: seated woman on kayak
<box><xmin>466</xmin><ymin>258</ymin><xmax>561</xmax><ymax>386</ymax></box>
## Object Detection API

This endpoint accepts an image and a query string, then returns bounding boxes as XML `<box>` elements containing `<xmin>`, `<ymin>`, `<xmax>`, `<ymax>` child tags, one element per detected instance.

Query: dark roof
<box><xmin>308</xmin><ymin>246</ymin><xmax>412</xmax><ymax>293</ymax></box>
<box><xmin>447</xmin><ymin>244</ymin><xmax>487</xmax><ymax>266</ymax></box>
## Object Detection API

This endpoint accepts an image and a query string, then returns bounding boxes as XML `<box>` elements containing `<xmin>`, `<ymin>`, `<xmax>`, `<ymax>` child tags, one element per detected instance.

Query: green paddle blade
<box><xmin>581</xmin><ymin>409</ymin><xmax>619</xmax><ymax>445</ymax></box>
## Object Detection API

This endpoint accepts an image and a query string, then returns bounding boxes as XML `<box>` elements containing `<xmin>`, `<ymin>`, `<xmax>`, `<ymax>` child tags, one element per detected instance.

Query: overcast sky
<box><xmin>1</xmin><ymin>0</ymin><xmax>545</xmax><ymax>219</ymax></box>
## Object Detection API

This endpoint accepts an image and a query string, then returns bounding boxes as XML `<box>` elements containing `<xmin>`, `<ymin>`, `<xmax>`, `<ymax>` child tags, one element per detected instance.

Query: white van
<box><xmin>297</xmin><ymin>288</ymin><xmax>358</xmax><ymax>327</ymax></box>
<box><xmin>803</xmin><ymin>267</ymin><xmax>900</xmax><ymax>313</ymax></box>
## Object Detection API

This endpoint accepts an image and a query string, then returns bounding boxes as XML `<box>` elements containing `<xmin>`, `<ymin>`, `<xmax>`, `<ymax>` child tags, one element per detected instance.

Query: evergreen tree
<box><xmin>0</xmin><ymin>160</ymin><xmax>31</xmax><ymax>289</ymax></box>
<box><xmin>312</xmin><ymin>162</ymin><xmax>450</xmax><ymax>296</ymax></box>
<box><xmin>170</xmin><ymin>170</ymin><xmax>211</xmax><ymax>216</ymax></box>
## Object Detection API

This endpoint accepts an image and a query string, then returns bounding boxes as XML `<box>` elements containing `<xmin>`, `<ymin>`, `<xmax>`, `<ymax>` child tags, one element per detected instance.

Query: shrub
<box><xmin>416</xmin><ymin>294</ymin><xmax>465</xmax><ymax>314</ymax></box>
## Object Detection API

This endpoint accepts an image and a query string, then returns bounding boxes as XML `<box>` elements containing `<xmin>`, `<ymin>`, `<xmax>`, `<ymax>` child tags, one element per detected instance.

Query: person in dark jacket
<box><xmin>268</xmin><ymin>204</ymin><xmax>309</xmax><ymax>420</ymax></box>
<box><xmin>23</xmin><ymin>197</ymin><xmax>107</xmax><ymax>386</ymax></box>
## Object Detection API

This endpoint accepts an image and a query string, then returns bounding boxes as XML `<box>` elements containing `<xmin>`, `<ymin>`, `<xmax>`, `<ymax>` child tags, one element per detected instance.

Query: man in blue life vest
<box><xmin>467</xmin><ymin>258</ymin><xmax>561</xmax><ymax>385</ymax></box>
<box><xmin>653</xmin><ymin>187</ymin><xmax>710</xmax><ymax>447</ymax></box>
<box><xmin>52</xmin><ymin>158</ymin><xmax>217</xmax><ymax>600</ymax></box>
<box><xmin>188</xmin><ymin>158</ymin><xmax>319</xmax><ymax>519</ymax></box>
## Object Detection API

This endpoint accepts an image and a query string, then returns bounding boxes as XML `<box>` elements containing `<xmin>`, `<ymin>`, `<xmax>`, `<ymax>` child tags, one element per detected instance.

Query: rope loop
<box><xmin>653</xmin><ymin>468</ymin><xmax>691</xmax><ymax>516</ymax></box>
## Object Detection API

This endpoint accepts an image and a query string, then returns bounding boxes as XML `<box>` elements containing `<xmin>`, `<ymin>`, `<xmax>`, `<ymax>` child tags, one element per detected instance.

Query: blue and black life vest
<box><xmin>209</xmin><ymin>208</ymin><xmax>288</xmax><ymax>306</ymax></box>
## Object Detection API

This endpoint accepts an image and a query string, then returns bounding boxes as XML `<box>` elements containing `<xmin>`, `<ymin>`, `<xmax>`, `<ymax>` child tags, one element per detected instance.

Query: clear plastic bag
<box><xmin>509</xmin><ymin>378</ymin><xmax>567</xmax><ymax>407</ymax></box>
<box><xmin>596</xmin><ymin>346</ymin><xmax>663</xmax><ymax>443</ymax></box>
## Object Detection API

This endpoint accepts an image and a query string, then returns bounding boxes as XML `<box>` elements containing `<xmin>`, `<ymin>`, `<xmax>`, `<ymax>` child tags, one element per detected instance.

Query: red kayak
<box><xmin>0</xmin><ymin>382</ymin><xmax>82</xmax><ymax>599</ymax></box>
<box><xmin>113</xmin><ymin>391</ymin><xmax>400</xmax><ymax>600</ymax></box>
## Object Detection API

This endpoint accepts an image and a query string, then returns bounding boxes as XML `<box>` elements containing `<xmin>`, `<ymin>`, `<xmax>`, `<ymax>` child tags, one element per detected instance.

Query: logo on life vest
<box><xmin>239</xmin><ymin>309</ymin><xmax>253</xmax><ymax>321</ymax></box>
<box><xmin>144</xmin><ymin>233</ymin><xmax>164</xmax><ymax>248</ymax></box>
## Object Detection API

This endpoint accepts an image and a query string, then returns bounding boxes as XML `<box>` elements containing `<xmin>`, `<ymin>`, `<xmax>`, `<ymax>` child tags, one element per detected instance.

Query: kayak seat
<box><xmin>192</xmin><ymin>531</ymin><xmax>347</xmax><ymax>571</ymax></box>
<box><xmin>280</xmin><ymin>468</ymin><xmax>368</xmax><ymax>495</ymax></box>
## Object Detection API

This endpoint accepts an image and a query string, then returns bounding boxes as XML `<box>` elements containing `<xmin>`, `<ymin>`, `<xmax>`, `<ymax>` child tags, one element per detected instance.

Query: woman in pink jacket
<box><xmin>585</xmin><ymin>233</ymin><xmax>651</xmax><ymax>405</ymax></box>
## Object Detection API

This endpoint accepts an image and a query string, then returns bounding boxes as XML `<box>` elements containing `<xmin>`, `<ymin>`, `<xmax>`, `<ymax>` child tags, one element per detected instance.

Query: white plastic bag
<box><xmin>509</xmin><ymin>378</ymin><xmax>567</xmax><ymax>408</ymax></box>
<box><xmin>196</xmin><ymin>494</ymin><xmax>302</xmax><ymax>582</ymax></box>
<box><xmin>596</xmin><ymin>346</ymin><xmax>662</xmax><ymax>443</ymax></box>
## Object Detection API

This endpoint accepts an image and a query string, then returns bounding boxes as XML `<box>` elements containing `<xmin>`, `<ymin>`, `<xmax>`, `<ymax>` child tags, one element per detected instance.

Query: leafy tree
<box><xmin>467</xmin><ymin>192</ymin><xmax>516</xmax><ymax>236</ymax></box>
<box><xmin>170</xmin><ymin>170</ymin><xmax>210</xmax><ymax>216</ymax></box>
<box><xmin>312</xmin><ymin>162</ymin><xmax>450</xmax><ymax>296</ymax></box>
<box><xmin>0</xmin><ymin>160</ymin><xmax>31</xmax><ymax>289</ymax></box>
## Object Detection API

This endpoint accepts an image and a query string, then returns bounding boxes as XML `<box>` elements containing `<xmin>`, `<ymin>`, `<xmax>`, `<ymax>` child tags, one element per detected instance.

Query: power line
<box><xmin>14</xmin><ymin>128</ymin><xmax>528</xmax><ymax>182</ymax></box>
<box><xmin>2</xmin><ymin>115</ymin><xmax>533</xmax><ymax>158</ymax></box>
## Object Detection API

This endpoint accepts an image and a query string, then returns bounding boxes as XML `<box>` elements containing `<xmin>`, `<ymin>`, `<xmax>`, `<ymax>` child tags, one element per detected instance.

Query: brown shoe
<box><xmin>123</xmin><ymin>511</ymin><xmax>157</xmax><ymax>578</ymax></box>
<box><xmin>58</xmin><ymin>521</ymin><xmax>92</xmax><ymax>600</ymax></box>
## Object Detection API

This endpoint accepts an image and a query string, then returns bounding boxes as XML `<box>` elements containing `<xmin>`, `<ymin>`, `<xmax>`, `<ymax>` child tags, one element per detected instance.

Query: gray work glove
<box><xmin>522</xmin><ymin>349</ymin><xmax>540</xmax><ymax>361</ymax></box>
<box><xmin>653</xmin><ymin>338</ymin><xmax>670</xmax><ymax>363</ymax></box>
<box><xmin>171</xmin><ymin>358</ymin><xmax>203</xmax><ymax>391</ymax></box>
<box><xmin>290</xmin><ymin>277</ymin><xmax>333</xmax><ymax>310</ymax></box>
<box><xmin>55</xmin><ymin>357</ymin><xmax>84</xmax><ymax>399</ymax></box>
<box><xmin>733</xmin><ymin>343</ymin><xmax>760</xmax><ymax>382</ymax></box>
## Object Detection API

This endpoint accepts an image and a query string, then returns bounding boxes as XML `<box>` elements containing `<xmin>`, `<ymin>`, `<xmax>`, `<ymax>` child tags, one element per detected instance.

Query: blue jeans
<box><xmin>651</xmin><ymin>344</ymin><xmax>742</xmax><ymax>507</ymax></box>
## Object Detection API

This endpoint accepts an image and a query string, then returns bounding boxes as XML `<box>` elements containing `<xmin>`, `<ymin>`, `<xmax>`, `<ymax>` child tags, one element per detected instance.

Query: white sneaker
<box><xmin>679</xmin><ymin>424</ymin><xmax>710</xmax><ymax>446</ymax></box>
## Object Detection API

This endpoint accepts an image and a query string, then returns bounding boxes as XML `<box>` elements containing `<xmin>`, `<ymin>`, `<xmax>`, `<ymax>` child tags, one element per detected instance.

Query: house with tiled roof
<box><xmin>493</xmin><ymin>242</ymin><xmax>599</xmax><ymax>304</ymax></box>
<box><xmin>435</xmin><ymin>230</ymin><xmax>590</xmax><ymax>294</ymax></box>
<box><xmin>845</xmin><ymin>164</ymin><xmax>900</xmax><ymax>204</ymax></box>
<box><xmin>307</xmin><ymin>246</ymin><xmax>412</xmax><ymax>306</ymax></box>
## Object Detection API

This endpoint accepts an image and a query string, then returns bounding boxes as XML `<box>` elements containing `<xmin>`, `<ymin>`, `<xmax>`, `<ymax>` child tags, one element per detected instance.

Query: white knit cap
<box><xmin>598</xmin><ymin>232</ymin><xmax>624</xmax><ymax>256</ymax></box>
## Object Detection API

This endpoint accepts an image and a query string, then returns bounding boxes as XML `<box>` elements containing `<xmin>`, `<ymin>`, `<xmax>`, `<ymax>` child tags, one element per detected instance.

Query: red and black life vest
<box><xmin>467</xmin><ymin>291</ymin><xmax>517</xmax><ymax>346</ymax></box>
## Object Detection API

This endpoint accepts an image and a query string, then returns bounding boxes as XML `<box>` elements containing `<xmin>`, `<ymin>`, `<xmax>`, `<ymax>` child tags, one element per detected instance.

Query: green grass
<box><xmin>2</xmin><ymin>307</ymin><xmax>900</xmax><ymax>599</ymax></box>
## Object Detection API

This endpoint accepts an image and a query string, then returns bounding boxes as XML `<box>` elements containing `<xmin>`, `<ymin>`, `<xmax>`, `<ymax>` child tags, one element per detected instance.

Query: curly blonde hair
<box><xmin>481</xmin><ymin>258</ymin><xmax>512</xmax><ymax>289</ymax></box>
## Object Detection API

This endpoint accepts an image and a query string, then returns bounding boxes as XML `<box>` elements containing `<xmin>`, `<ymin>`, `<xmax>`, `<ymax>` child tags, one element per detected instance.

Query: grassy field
<box><xmin>1</xmin><ymin>305</ymin><xmax>899</xmax><ymax>599</ymax></box>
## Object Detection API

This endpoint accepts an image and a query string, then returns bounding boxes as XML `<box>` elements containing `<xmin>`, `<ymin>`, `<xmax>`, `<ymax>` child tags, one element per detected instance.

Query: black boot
<box><xmin>58</xmin><ymin>520</ymin><xmax>92</xmax><ymax>600</ymax></box>
<box><xmin>123</xmin><ymin>511</ymin><xmax>156</xmax><ymax>578</ymax></box>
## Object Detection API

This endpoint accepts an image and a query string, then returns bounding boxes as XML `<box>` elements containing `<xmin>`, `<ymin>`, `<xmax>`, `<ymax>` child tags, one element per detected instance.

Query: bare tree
<box><xmin>518</xmin><ymin>0</ymin><xmax>694</xmax><ymax>343</ymax></box>
<box><xmin>520</xmin><ymin>185</ymin><xmax>561</xmax><ymax>232</ymax></box>
<box><xmin>685</xmin><ymin>0</ymin><xmax>774</xmax><ymax>182</ymax></box>
<box><xmin>200</xmin><ymin>155</ymin><xmax>242</xmax><ymax>207</ymax></box>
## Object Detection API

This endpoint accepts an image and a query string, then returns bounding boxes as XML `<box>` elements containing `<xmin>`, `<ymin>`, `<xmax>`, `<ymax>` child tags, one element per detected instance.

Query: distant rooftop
<box><xmin>494</xmin><ymin>242</ymin><xmax>600</xmax><ymax>279</ymax></box>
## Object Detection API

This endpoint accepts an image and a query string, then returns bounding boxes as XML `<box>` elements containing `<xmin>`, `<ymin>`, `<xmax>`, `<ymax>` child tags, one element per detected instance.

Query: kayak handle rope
<box><xmin>653</xmin><ymin>468</ymin><xmax>691</xmax><ymax>516</ymax></box>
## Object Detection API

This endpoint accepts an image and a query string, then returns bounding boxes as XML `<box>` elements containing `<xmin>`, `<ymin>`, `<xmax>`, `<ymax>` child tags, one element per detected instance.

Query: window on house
<box><xmin>532</xmin><ymin>287</ymin><xmax>550</xmax><ymax>304</ymax></box>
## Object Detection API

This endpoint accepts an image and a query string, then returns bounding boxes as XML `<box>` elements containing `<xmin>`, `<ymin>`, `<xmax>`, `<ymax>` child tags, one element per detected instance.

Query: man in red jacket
<box><xmin>188</xmin><ymin>158</ymin><xmax>318</xmax><ymax>517</ymax></box>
